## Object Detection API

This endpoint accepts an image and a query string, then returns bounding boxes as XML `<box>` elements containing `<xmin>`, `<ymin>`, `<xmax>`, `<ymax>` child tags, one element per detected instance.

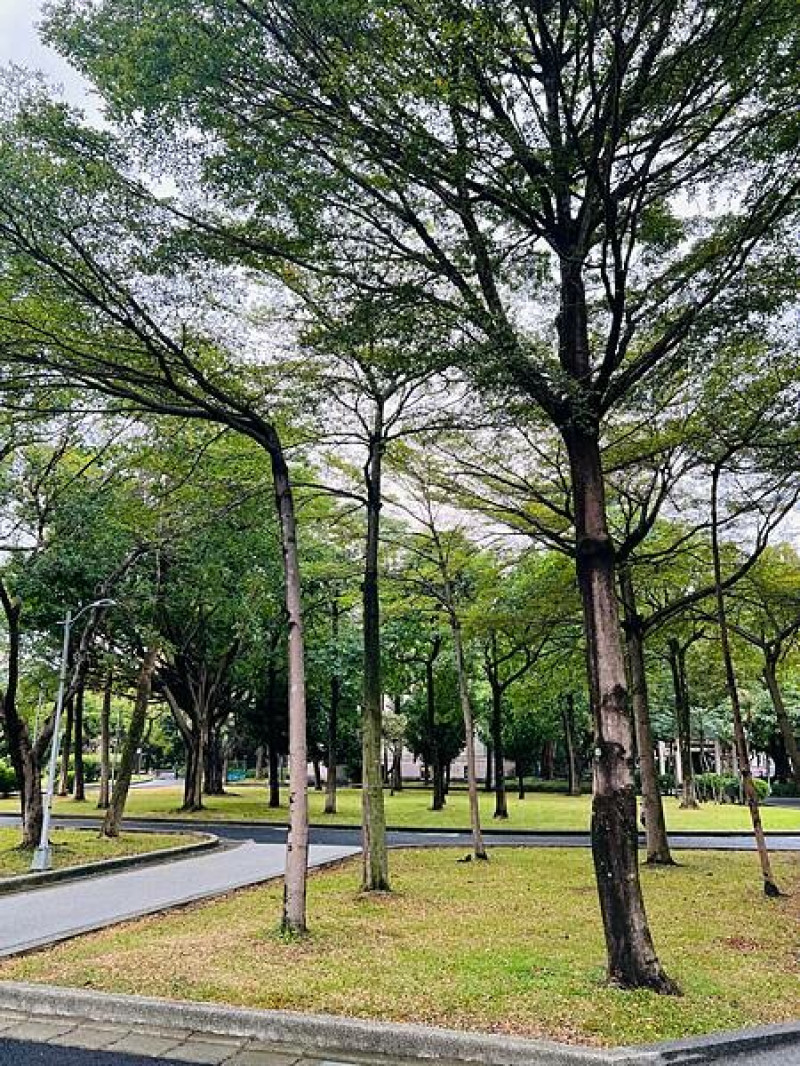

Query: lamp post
<box><xmin>31</xmin><ymin>599</ymin><xmax>115</xmax><ymax>872</ymax></box>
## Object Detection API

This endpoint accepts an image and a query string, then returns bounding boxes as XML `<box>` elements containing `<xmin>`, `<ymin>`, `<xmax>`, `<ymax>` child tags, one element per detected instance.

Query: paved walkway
<box><xmin>0</xmin><ymin>842</ymin><xmax>358</xmax><ymax>958</ymax></box>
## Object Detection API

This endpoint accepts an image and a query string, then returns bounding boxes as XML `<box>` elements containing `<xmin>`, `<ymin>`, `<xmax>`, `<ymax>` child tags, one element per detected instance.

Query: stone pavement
<box><xmin>0</xmin><ymin>841</ymin><xmax>359</xmax><ymax>958</ymax></box>
<box><xmin>0</xmin><ymin>1007</ymin><xmax>367</xmax><ymax>1065</ymax></box>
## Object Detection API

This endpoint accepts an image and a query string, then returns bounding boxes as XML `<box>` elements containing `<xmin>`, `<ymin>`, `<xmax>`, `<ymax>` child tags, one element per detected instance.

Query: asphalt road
<box><xmin>0</xmin><ymin>1041</ymin><xmax>193</xmax><ymax>1066</ymax></box>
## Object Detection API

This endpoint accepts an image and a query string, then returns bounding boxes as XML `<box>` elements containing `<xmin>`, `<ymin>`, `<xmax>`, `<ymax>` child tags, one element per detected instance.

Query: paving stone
<box><xmin>104</xmin><ymin>1031</ymin><xmax>187</xmax><ymax>1056</ymax></box>
<box><xmin>164</xmin><ymin>1037</ymin><xmax>244</xmax><ymax>1063</ymax></box>
<box><xmin>0</xmin><ymin>1012</ymin><xmax>26</xmax><ymax>1033</ymax></box>
<box><xmin>48</xmin><ymin>1023</ymin><xmax>130</xmax><ymax>1050</ymax></box>
<box><xmin>227</xmin><ymin>1048</ymin><xmax>305</xmax><ymax>1066</ymax></box>
<box><xmin>2</xmin><ymin>1018</ymin><xmax>77</xmax><ymax>1041</ymax></box>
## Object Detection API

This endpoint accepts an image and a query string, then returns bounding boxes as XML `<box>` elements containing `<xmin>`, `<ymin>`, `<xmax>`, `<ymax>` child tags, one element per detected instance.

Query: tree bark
<box><xmin>618</xmin><ymin>567</ymin><xmax>672</xmax><ymax>863</ymax></box>
<box><xmin>564</xmin><ymin>423</ymin><xmax>677</xmax><ymax>993</ymax></box>
<box><xmin>541</xmin><ymin>739</ymin><xmax>555</xmax><ymax>780</ymax></box>
<box><xmin>72</xmin><ymin>684</ymin><xmax>86</xmax><ymax>801</ymax></box>
<box><xmin>97</xmin><ymin>671</ymin><xmax>112</xmax><ymax>809</ymax></box>
<box><xmin>489</xmin><ymin>678</ymin><xmax>508</xmax><ymax>818</ymax></box>
<box><xmin>562</xmin><ymin>694</ymin><xmax>582</xmax><ymax>798</ymax></box>
<box><xmin>711</xmin><ymin>466</ymin><xmax>779</xmax><ymax>896</ymax></box>
<box><xmin>517</xmin><ymin>762</ymin><xmax>525</xmax><ymax>800</ymax></box>
<box><xmin>451</xmin><ymin>618</ymin><xmax>487</xmax><ymax>860</ymax></box>
<box><xmin>763</xmin><ymin>657</ymin><xmax>800</xmax><ymax>791</ymax></box>
<box><xmin>58</xmin><ymin>695</ymin><xmax>74</xmax><ymax>797</ymax></box>
<box><xmin>269</xmin><ymin>442</ymin><xmax>309</xmax><ymax>932</ymax></box>
<box><xmin>255</xmin><ymin>744</ymin><xmax>264</xmax><ymax>780</ymax></box>
<box><xmin>484</xmin><ymin>742</ymin><xmax>493</xmax><ymax>792</ymax></box>
<box><xmin>668</xmin><ymin>639</ymin><xmax>698</xmax><ymax>809</ymax></box>
<box><xmin>361</xmin><ymin>406</ymin><xmax>389</xmax><ymax>891</ymax></box>
<box><xmin>102</xmin><ymin>646</ymin><xmax>159</xmax><ymax>837</ymax></box>
<box><xmin>324</xmin><ymin>599</ymin><xmax>340</xmax><ymax>814</ymax></box>
<box><xmin>425</xmin><ymin>641</ymin><xmax>445</xmax><ymax>811</ymax></box>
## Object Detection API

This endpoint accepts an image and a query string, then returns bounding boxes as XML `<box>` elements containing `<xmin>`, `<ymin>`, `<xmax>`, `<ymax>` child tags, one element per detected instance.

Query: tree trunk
<box><xmin>484</xmin><ymin>743</ymin><xmax>493</xmax><ymax>792</ymax></box>
<box><xmin>489</xmin><ymin>681</ymin><xmax>508</xmax><ymax>818</ymax></box>
<box><xmin>763</xmin><ymin>657</ymin><xmax>800</xmax><ymax>791</ymax></box>
<box><xmin>312</xmin><ymin>757</ymin><xmax>322</xmax><ymax>791</ymax></box>
<box><xmin>517</xmin><ymin>761</ymin><xmax>525</xmax><ymax>800</ymax></box>
<box><xmin>255</xmin><ymin>744</ymin><xmax>264</xmax><ymax>780</ymax></box>
<box><xmin>97</xmin><ymin>671</ymin><xmax>112</xmax><ymax>809</ymax></box>
<box><xmin>270</xmin><ymin>442</ymin><xmax>309</xmax><ymax>932</ymax></box>
<box><xmin>451</xmin><ymin>618</ymin><xmax>487</xmax><ymax>860</ymax></box>
<box><xmin>391</xmin><ymin>746</ymin><xmax>402</xmax><ymax>792</ymax></box>
<box><xmin>361</xmin><ymin>411</ymin><xmax>389</xmax><ymax>891</ymax></box>
<box><xmin>564</xmin><ymin>423</ymin><xmax>677</xmax><ymax>993</ymax></box>
<box><xmin>102</xmin><ymin>646</ymin><xmax>159</xmax><ymax>838</ymax></box>
<box><xmin>426</xmin><ymin>651</ymin><xmax>444</xmax><ymax>811</ymax></box>
<box><xmin>541</xmin><ymin>739</ymin><xmax>555</xmax><ymax>780</ymax></box>
<box><xmin>668</xmin><ymin>639</ymin><xmax>698</xmax><ymax>809</ymax></box>
<box><xmin>324</xmin><ymin>600</ymin><xmax>340</xmax><ymax>814</ymax></box>
<box><xmin>711</xmin><ymin>466</ymin><xmax>779</xmax><ymax>896</ymax></box>
<box><xmin>72</xmin><ymin>684</ymin><xmax>85</xmax><ymax>801</ymax></box>
<box><xmin>618</xmin><ymin>568</ymin><xmax>672</xmax><ymax>864</ymax></box>
<box><xmin>58</xmin><ymin>696</ymin><xmax>74</xmax><ymax>797</ymax></box>
<box><xmin>562</xmin><ymin>694</ymin><xmax>582</xmax><ymax>798</ymax></box>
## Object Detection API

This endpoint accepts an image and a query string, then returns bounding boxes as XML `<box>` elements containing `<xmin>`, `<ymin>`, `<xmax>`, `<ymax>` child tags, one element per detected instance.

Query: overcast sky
<box><xmin>0</xmin><ymin>0</ymin><xmax>92</xmax><ymax>108</ymax></box>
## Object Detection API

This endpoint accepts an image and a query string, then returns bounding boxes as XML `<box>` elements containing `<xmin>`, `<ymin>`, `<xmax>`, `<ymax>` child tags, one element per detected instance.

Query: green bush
<box><xmin>0</xmin><ymin>761</ymin><xmax>17</xmax><ymax>797</ymax></box>
<box><xmin>634</xmin><ymin>771</ymin><xmax>675</xmax><ymax>796</ymax></box>
<box><xmin>752</xmin><ymin>777</ymin><xmax>769</xmax><ymax>801</ymax></box>
<box><xmin>771</xmin><ymin>781</ymin><xmax>799</xmax><ymax>798</ymax></box>
<box><xmin>695</xmin><ymin>771</ymin><xmax>769</xmax><ymax>803</ymax></box>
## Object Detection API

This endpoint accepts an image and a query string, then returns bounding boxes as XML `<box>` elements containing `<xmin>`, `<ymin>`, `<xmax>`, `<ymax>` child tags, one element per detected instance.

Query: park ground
<box><xmin>2</xmin><ymin>782</ymin><xmax>797</xmax><ymax>831</ymax></box>
<box><xmin>2</xmin><ymin>847</ymin><xmax>798</xmax><ymax>1047</ymax></box>
<box><xmin>0</xmin><ymin>828</ymin><xmax>197</xmax><ymax>878</ymax></box>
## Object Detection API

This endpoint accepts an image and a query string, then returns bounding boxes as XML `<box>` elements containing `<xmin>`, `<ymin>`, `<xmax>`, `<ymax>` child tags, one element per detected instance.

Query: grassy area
<box><xmin>1</xmin><ymin>783</ymin><xmax>797</xmax><ymax>832</ymax></box>
<box><xmin>0</xmin><ymin>828</ymin><xmax>197</xmax><ymax>878</ymax></box>
<box><xmin>2</xmin><ymin>848</ymin><xmax>798</xmax><ymax>1045</ymax></box>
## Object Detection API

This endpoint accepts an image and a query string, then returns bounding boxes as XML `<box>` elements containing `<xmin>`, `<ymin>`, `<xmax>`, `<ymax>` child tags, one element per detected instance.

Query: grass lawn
<box><xmin>1</xmin><ymin>783</ymin><xmax>797</xmax><ymax>832</ymax></box>
<box><xmin>0</xmin><ymin>828</ymin><xmax>198</xmax><ymax>878</ymax></box>
<box><xmin>2</xmin><ymin>848</ymin><xmax>798</xmax><ymax>1046</ymax></box>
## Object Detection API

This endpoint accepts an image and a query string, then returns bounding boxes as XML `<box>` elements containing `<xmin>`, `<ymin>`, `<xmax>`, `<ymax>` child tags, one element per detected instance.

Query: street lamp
<box><xmin>31</xmin><ymin>599</ymin><xmax>116</xmax><ymax>872</ymax></box>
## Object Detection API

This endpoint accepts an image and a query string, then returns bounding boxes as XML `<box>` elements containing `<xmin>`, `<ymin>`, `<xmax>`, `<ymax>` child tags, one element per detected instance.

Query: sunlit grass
<box><xmin>3</xmin><ymin>848</ymin><xmax>798</xmax><ymax>1045</ymax></box>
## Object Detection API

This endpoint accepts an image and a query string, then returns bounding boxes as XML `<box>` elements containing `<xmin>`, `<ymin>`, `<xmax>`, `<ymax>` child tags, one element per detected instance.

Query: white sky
<box><xmin>0</xmin><ymin>0</ymin><xmax>93</xmax><ymax>109</ymax></box>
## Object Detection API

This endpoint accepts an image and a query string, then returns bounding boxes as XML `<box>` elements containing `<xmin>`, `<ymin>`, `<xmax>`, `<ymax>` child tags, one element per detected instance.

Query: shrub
<box><xmin>0</xmin><ymin>761</ymin><xmax>17</xmax><ymax>797</ymax></box>
<box><xmin>751</xmin><ymin>777</ymin><xmax>769</xmax><ymax>801</ymax></box>
<box><xmin>771</xmin><ymin>781</ymin><xmax>799</xmax><ymax>798</ymax></box>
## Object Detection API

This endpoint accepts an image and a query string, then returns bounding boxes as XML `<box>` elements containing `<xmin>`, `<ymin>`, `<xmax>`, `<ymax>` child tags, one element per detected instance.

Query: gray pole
<box><xmin>31</xmin><ymin>609</ymin><xmax>72</xmax><ymax>872</ymax></box>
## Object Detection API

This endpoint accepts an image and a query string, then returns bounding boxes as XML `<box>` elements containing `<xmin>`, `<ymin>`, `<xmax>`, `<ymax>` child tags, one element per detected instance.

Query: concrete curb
<box><xmin>0</xmin><ymin>831</ymin><xmax>219</xmax><ymax>896</ymax></box>
<box><xmin>642</xmin><ymin>1019</ymin><xmax>800</xmax><ymax>1061</ymax></box>
<box><xmin>0</xmin><ymin>984</ymin><xmax>654</xmax><ymax>1064</ymax></box>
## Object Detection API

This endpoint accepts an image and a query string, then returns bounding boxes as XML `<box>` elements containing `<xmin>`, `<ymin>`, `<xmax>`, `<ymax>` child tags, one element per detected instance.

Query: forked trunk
<box><xmin>97</xmin><ymin>671</ymin><xmax>112</xmax><ymax>809</ymax></box>
<box><xmin>102</xmin><ymin>646</ymin><xmax>159</xmax><ymax>838</ymax></box>
<box><xmin>270</xmin><ymin>441</ymin><xmax>309</xmax><ymax>933</ymax></box>
<box><xmin>361</xmin><ymin>414</ymin><xmax>389</xmax><ymax>891</ymax></box>
<box><xmin>618</xmin><ymin>568</ymin><xmax>672</xmax><ymax>863</ymax></box>
<box><xmin>763</xmin><ymin>657</ymin><xmax>800</xmax><ymax>792</ymax></box>
<box><xmin>451</xmin><ymin>618</ymin><xmax>487</xmax><ymax>860</ymax></box>
<box><xmin>711</xmin><ymin>467</ymin><xmax>779</xmax><ymax>897</ymax></box>
<box><xmin>565</xmin><ymin>424</ymin><xmax>677</xmax><ymax>993</ymax></box>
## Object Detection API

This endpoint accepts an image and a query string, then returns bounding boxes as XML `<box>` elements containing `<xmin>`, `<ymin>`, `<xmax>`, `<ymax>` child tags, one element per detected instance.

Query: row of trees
<box><xmin>0</xmin><ymin>0</ymin><xmax>799</xmax><ymax>992</ymax></box>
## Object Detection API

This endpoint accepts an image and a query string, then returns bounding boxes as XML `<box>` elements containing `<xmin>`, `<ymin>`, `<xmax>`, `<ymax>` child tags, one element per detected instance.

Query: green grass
<box><xmin>1</xmin><ymin>783</ymin><xmax>797</xmax><ymax>832</ymax></box>
<box><xmin>0</xmin><ymin>827</ymin><xmax>198</xmax><ymax>878</ymax></box>
<box><xmin>3</xmin><ymin>847</ymin><xmax>798</xmax><ymax>1045</ymax></box>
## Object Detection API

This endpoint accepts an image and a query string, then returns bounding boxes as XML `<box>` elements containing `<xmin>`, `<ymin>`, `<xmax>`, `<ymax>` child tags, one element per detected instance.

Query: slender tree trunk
<box><xmin>97</xmin><ymin>671</ymin><xmax>112</xmax><ymax>809</ymax></box>
<box><xmin>426</xmin><ymin>651</ymin><xmax>444</xmax><ymax>811</ymax></box>
<box><xmin>72</xmin><ymin>684</ymin><xmax>85</xmax><ymax>801</ymax></box>
<box><xmin>484</xmin><ymin>743</ymin><xmax>493</xmax><ymax>791</ymax></box>
<box><xmin>541</xmin><ymin>739</ymin><xmax>555</xmax><ymax>780</ymax></box>
<box><xmin>562</xmin><ymin>693</ymin><xmax>582</xmax><ymax>798</ymax></box>
<box><xmin>763</xmin><ymin>657</ymin><xmax>800</xmax><ymax>791</ymax></box>
<box><xmin>711</xmin><ymin>467</ymin><xmax>779</xmax><ymax>896</ymax></box>
<box><xmin>564</xmin><ymin>423</ymin><xmax>677</xmax><ymax>993</ymax></box>
<box><xmin>102</xmin><ymin>646</ymin><xmax>159</xmax><ymax>838</ymax></box>
<box><xmin>325</xmin><ymin>600</ymin><xmax>340</xmax><ymax>814</ymax></box>
<box><xmin>270</xmin><ymin>443</ymin><xmax>309</xmax><ymax>932</ymax></box>
<box><xmin>361</xmin><ymin>413</ymin><xmax>389</xmax><ymax>891</ymax></box>
<box><xmin>267</xmin><ymin>745</ymin><xmax>281</xmax><ymax>807</ymax></box>
<box><xmin>517</xmin><ymin>762</ymin><xmax>525</xmax><ymax>800</ymax></box>
<box><xmin>489</xmin><ymin>680</ymin><xmax>508</xmax><ymax>818</ymax></box>
<box><xmin>391</xmin><ymin>746</ymin><xmax>402</xmax><ymax>792</ymax></box>
<box><xmin>668</xmin><ymin>640</ymin><xmax>698</xmax><ymax>809</ymax></box>
<box><xmin>451</xmin><ymin>618</ymin><xmax>487</xmax><ymax>860</ymax></box>
<box><xmin>58</xmin><ymin>695</ymin><xmax>74</xmax><ymax>797</ymax></box>
<box><xmin>618</xmin><ymin>568</ymin><xmax>672</xmax><ymax>863</ymax></box>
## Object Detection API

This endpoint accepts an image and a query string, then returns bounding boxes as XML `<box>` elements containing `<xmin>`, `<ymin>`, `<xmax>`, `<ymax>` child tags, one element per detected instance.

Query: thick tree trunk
<box><xmin>451</xmin><ymin>618</ymin><xmax>487</xmax><ymax>860</ymax></box>
<box><xmin>618</xmin><ymin>568</ymin><xmax>672</xmax><ymax>864</ymax></box>
<box><xmin>204</xmin><ymin>726</ymin><xmax>225</xmax><ymax>795</ymax></box>
<box><xmin>711</xmin><ymin>467</ymin><xmax>779</xmax><ymax>896</ymax></box>
<box><xmin>668</xmin><ymin>639</ymin><xmax>697</xmax><ymax>809</ymax></box>
<box><xmin>325</xmin><ymin>601</ymin><xmax>340</xmax><ymax>814</ymax></box>
<box><xmin>72</xmin><ymin>684</ymin><xmax>86</xmax><ymax>801</ymax></box>
<box><xmin>102</xmin><ymin>647</ymin><xmax>158</xmax><ymax>837</ymax></box>
<box><xmin>562</xmin><ymin>693</ymin><xmax>582</xmax><ymax>798</ymax></box>
<box><xmin>763</xmin><ymin>657</ymin><xmax>800</xmax><ymax>792</ymax></box>
<box><xmin>489</xmin><ymin>681</ymin><xmax>508</xmax><ymax>818</ymax></box>
<box><xmin>541</xmin><ymin>739</ymin><xmax>555</xmax><ymax>780</ymax></box>
<box><xmin>58</xmin><ymin>696</ymin><xmax>74</xmax><ymax>797</ymax></box>
<box><xmin>565</xmin><ymin>423</ymin><xmax>677</xmax><ymax>993</ymax></box>
<box><xmin>270</xmin><ymin>443</ymin><xmax>309</xmax><ymax>932</ymax></box>
<box><xmin>97</xmin><ymin>672</ymin><xmax>112</xmax><ymax>809</ymax></box>
<box><xmin>361</xmin><ymin>414</ymin><xmax>389</xmax><ymax>891</ymax></box>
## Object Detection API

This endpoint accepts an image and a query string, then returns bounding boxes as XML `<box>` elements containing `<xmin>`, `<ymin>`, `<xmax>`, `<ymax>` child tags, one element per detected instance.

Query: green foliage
<box><xmin>0</xmin><ymin>762</ymin><xmax>17</xmax><ymax>798</ymax></box>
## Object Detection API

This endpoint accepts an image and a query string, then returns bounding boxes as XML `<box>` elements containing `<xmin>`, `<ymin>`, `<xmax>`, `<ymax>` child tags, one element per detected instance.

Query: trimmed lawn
<box><xmin>1</xmin><ymin>784</ymin><xmax>797</xmax><ymax>832</ymax></box>
<box><xmin>0</xmin><ymin>828</ymin><xmax>197</xmax><ymax>878</ymax></box>
<box><xmin>2</xmin><ymin>848</ymin><xmax>798</xmax><ymax>1045</ymax></box>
